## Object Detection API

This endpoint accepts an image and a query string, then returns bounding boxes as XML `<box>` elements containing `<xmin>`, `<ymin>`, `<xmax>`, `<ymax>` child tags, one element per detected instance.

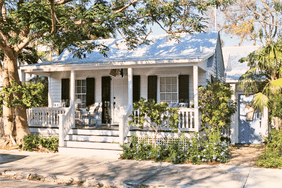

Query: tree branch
<box><xmin>14</xmin><ymin>32</ymin><xmax>45</xmax><ymax>53</ymax></box>
<box><xmin>54</xmin><ymin>0</ymin><xmax>72</xmax><ymax>5</ymax></box>
<box><xmin>114</xmin><ymin>0</ymin><xmax>139</xmax><ymax>15</ymax></box>
<box><xmin>49</xmin><ymin>0</ymin><xmax>56</xmax><ymax>34</ymax></box>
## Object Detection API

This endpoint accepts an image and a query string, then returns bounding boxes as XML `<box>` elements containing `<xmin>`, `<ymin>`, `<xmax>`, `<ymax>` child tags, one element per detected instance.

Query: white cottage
<box><xmin>20</xmin><ymin>30</ymin><xmax>225</xmax><ymax>155</ymax></box>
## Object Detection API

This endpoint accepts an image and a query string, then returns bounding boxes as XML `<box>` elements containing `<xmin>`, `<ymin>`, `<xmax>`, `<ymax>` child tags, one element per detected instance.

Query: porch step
<box><xmin>65</xmin><ymin>134</ymin><xmax>120</xmax><ymax>143</ymax></box>
<box><xmin>58</xmin><ymin>147</ymin><xmax>122</xmax><ymax>158</ymax></box>
<box><xmin>29</xmin><ymin>126</ymin><xmax>59</xmax><ymax>137</ymax></box>
<box><xmin>69</xmin><ymin>129</ymin><xmax>119</xmax><ymax>136</ymax></box>
<box><xmin>64</xmin><ymin>140</ymin><xmax>122</xmax><ymax>150</ymax></box>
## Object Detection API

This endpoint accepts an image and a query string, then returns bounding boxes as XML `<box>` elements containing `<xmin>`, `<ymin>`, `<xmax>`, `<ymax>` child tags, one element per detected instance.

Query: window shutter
<box><xmin>86</xmin><ymin>77</ymin><xmax>95</xmax><ymax>106</ymax></box>
<box><xmin>133</xmin><ymin>75</ymin><xmax>140</xmax><ymax>103</ymax></box>
<box><xmin>61</xmin><ymin>78</ymin><xmax>70</xmax><ymax>106</ymax></box>
<box><xmin>179</xmin><ymin>75</ymin><xmax>189</xmax><ymax>105</ymax></box>
<box><xmin>147</xmin><ymin>75</ymin><xmax>157</xmax><ymax>102</ymax></box>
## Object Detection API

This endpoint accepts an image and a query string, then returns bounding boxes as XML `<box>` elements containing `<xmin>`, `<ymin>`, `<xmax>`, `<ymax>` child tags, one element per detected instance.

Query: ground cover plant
<box><xmin>120</xmin><ymin>128</ymin><xmax>231</xmax><ymax>165</ymax></box>
<box><xmin>257</xmin><ymin>129</ymin><xmax>282</xmax><ymax>168</ymax></box>
<box><xmin>19</xmin><ymin>134</ymin><xmax>58</xmax><ymax>152</ymax></box>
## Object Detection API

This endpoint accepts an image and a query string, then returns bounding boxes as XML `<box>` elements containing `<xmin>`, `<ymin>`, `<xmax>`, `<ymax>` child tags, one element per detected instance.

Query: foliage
<box><xmin>120</xmin><ymin>128</ymin><xmax>230</xmax><ymax>164</ymax></box>
<box><xmin>128</xmin><ymin>97</ymin><xmax>179</xmax><ymax>145</ymax></box>
<box><xmin>268</xmin><ymin>94</ymin><xmax>282</xmax><ymax>120</ymax></box>
<box><xmin>210</xmin><ymin>0</ymin><xmax>282</xmax><ymax>45</ymax></box>
<box><xmin>239</xmin><ymin>40</ymin><xmax>282</xmax><ymax>129</ymax></box>
<box><xmin>0</xmin><ymin>80</ymin><xmax>47</xmax><ymax>109</ymax></box>
<box><xmin>257</xmin><ymin>129</ymin><xmax>282</xmax><ymax>168</ymax></box>
<box><xmin>198</xmin><ymin>78</ymin><xmax>237</xmax><ymax>129</ymax></box>
<box><xmin>18</xmin><ymin>134</ymin><xmax>58</xmax><ymax>152</ymax></box>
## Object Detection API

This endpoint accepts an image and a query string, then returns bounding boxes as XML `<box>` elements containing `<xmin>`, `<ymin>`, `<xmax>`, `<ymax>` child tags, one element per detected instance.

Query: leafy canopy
<box><xmin>0</xmin><ymin>0</ymin><xmax>232</xmax><ymax>57</ymax></box>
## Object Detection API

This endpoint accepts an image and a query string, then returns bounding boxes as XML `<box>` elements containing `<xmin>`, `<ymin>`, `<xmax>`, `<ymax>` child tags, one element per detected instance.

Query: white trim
<box><xmin>193</xmin><ymin>66</ymin><xmax>199</xmax><ymax>132</ymax></box>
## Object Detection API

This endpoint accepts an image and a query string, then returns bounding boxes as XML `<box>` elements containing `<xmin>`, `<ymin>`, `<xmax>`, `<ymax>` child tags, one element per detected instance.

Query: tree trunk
<box><xmin>6</xmin><ymin>54</ymin><xmax>30</xmax><ymax>143</ymax></box>
<box><xmin>2</xmin><ymin>56</ymin><xmax>14</xmax><ymax>138</ymax></box>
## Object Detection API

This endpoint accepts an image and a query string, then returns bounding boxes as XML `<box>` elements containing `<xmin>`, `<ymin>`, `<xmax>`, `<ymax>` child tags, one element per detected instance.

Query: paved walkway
<box><xmin>0</xmin><ymin>149</ymin><xmax>282</xmax><ymax>188</ymax></box>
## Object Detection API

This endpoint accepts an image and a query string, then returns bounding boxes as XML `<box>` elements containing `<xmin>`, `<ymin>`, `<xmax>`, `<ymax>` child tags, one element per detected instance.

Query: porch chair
<box><xmin>82</xmin><ymin>102</ymin><xmax>101</xmax><ymax>126</ymax></box>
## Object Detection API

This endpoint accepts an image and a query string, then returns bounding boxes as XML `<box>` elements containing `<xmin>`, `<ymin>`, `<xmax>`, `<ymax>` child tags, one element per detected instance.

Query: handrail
<box><xmin>58</xmin><ymin>102</ymin><xmax>75</xmax><ymax>147</ymax></box>
<box><xmin>119</xmin><ymin>105</ymin><xmax>132</xmax><ymax>145</ymax></box>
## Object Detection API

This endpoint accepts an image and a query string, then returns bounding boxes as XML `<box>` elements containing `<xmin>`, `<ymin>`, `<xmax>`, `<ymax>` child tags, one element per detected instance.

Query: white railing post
<box><xmin>59</xmin><ymin>114</ymin><xmax>65</xmax><ymax>147</ymax></box>
<box><xmin>193</xmin><ymin>65</ymin><xmax>199</xmax><ymax>132</ymax></box>
<box><xmin>119</xmin><ymin>115</ymin><xmax>125</xmax><ymax>145</ymax></box>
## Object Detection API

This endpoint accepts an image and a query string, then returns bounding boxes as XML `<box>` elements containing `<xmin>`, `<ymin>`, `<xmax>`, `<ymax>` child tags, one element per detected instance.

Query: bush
<box><xmin>257</xmin><ymin>129</ymin><xmax>282</xmax><ymax>168</ymax></box>
<box><xmin>120</xmin><ymin>128</ymin><xmax>230</xmax><ymax>165</ymax></box>
<box><xmin>19</xmin><ymin>134</ymin><xmax>58</xmax><ymax>152</ymax></box>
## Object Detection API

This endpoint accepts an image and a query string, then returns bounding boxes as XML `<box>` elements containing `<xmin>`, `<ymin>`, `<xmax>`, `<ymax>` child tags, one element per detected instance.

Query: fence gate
<box><xmin>238</xmin><ymin>94</ymin><xmax>262</xmax><ymax>144</ymax></box>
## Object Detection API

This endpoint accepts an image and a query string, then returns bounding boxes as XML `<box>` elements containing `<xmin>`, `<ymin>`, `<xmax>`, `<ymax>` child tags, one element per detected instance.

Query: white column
<box><xmin>230</xmin><ymin>84</ymin><xmax>236</xmax><ymax>145</ymax></box>
<box><xmin>128</xmin><ymin>68</ymin><xmax>133</xmax><ymax>107</ymax></box>
<box><xmin>70</xmin><ymin>70</ymin><xmax>75</xmax><ymax>105</ymax></box>
<box><xmin>21</xmin><ymin>70</ymin><xmax>26</xmax><ymax>84</ymax></box>
<box><xmin>193</xmin><ymin>66</ymin><xmax>199</xmax><ymax>132</ymax></box>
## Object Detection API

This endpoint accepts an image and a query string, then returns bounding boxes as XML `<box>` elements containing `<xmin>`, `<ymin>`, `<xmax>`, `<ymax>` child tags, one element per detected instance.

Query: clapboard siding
<box><xmin>48</xmin><ymin>66</ymin><xmax>212</xmax><ymax>107</ymax></box>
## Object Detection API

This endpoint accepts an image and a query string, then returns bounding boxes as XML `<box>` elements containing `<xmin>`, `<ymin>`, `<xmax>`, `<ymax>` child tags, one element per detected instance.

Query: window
<box><xmin>160</xmin><ymin>77</ymin><xmax>178</xmax><ymax>103</ymax></box>
<box><xmin>75</xmin><ymin>79</ymin><xmax>86</xmax><ymax>108</ymax></box>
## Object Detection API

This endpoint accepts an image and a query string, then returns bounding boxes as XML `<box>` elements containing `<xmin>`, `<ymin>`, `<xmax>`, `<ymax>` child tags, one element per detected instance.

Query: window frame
<box><xmin>158</xmin><ymin>75</ymin><xmax>178</xmax><ymax>103</ymax></box>
<box><xmin>75</xmin><ymin>79</ymin><xmax>87</xmax><ymax>108</ymax></box>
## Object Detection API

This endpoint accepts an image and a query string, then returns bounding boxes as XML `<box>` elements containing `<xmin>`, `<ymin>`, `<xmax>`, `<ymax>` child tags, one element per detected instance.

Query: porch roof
<box><xmin>21</xmin><ymin>31</ymin><xmax>219</xmax><ymax>71</ymax></box>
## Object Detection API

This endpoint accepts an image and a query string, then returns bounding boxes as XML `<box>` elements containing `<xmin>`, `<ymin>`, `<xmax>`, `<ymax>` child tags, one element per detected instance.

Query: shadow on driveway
<box><xmin>0</xmin><ymin>154</ymin><xmax>28</xmax><ymax>165</ymax></box>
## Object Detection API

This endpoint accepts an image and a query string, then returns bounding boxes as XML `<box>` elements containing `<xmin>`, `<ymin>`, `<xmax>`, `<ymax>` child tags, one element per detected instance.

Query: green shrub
<box><xmin>257</xmin><ymin>129</ymin><xmax>282</xmax><ymax>168</ymax></box>
<box><xmin>120</xmin><ymin>128</ymin><xmax>230</xmax><ymax>165</ymax></box>
<box><xmin>19</xmin><ymin>134</ymin><xmax>58</xmax><ymax>152</ymax></box>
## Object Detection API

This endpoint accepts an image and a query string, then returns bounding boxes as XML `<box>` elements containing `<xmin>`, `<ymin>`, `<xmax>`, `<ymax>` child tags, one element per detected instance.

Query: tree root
<box><xmin>0</xmin><ymin>135</ymin><xmax>18</xmax><ymax>150</ymax></box>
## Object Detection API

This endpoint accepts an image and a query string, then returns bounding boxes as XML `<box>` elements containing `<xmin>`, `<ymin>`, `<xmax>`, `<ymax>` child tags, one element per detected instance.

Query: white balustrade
<box><xmin>59</xmin><ymin>102</ymin><xmax>75</xmax><ymax>147</ymax></box>
<box><xmin>131</xmin><ymin>107</ymin><xmax>197</xmax><ymax>132</ymax></box>
<box><xmin>27</xmin><ymin>107</ymin><xmax>68</xmax><ymax>127</ymax></box>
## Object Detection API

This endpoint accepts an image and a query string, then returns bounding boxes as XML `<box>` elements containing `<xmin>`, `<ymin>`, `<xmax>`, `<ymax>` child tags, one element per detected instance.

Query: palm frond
<box><xmin>253</xmin><ymin>93</ymin><xmax>268</xmax><ymax>112</ymax></box>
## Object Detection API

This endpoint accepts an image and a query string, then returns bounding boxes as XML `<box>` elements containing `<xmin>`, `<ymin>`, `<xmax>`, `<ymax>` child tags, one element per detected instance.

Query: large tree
<box><xmin>0</xmin><ymin>0</ymin><xmax>231</xmax><ymax>144</ymax></box>
<box><xmin>209</xmin><ymin>0</ymin><xmax>282</xmax><ymax>46</ymax></box>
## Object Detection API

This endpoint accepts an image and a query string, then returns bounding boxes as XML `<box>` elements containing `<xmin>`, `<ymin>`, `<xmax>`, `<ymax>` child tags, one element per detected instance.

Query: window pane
<box><xmin>82</xmin><ymin>87</ymin><xmax>86</xmax><ymax>93</ymax></box>
<box><xmin>172</xmin><ymin>85</ymin><xmax>177</xmax><ymax>92</ymax></box>
<box><xmin>166</xmin><ymin>93</ymin><xmax>172</xmax><ymax>100</ymax></box>
<box><xmin>82</xmin><ymin>80</ymin><xmax>86</xmax><ymax>86</ymax></box>
<box><xmin>172</xmin><ymin>93</ymin><xmax>177</xmax><ymax>100</ymax></box>
<box><xmin>160</xmin><ymin>77</ymin><xmax>166</xmax><ymax>84</ymax></box>
<box><xmin>160</xmin><ymin>93</ymin><xmax>165</xmax><ymax>101</ymax></box>
<box><xmin>160</xmin><ymin>85</ymin><xmax>165</xmax><ymax>92</ymax></box>
<box><xmin>166</xmin><ymin>77</ymin><xmax>172</xmax><ymax>84</ymax></box>
<box><xmin>172</xmin><ymin>77</ymin><xmax>177</xmax><ymax>84</ymax></box>
<box><xmin>82</xmin><ymin>95</ymin><xmax>86</xmax><ymax>102</ymax></box>
<box><xmin>77</xmin><ymin>87</ymin><xmax>81</xmax><ymax>93</ymax></box>
<box><xmin>166</xmin><ymin>85</ymin><xmax>172</xmax><ymax>92</ymax></box>
<box><xmin>77</xmin><ymin>80</ymin><xmax>81</xmax><ymax>86</ymax></box>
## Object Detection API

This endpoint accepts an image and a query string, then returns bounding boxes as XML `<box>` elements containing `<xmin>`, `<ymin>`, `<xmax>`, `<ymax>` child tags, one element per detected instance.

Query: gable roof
<box><xmin>24</xmin><ymin>31</ymin><xmax>219</xmax><ymax>68</ymax></box>
<box><xmin>222</xmin><ymin>46</ymin><xmax>260</xmax><ymax>81</ymax></box>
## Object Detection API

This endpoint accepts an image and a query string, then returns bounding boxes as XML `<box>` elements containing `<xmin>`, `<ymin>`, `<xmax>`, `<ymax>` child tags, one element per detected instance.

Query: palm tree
<box><xmin>239</xmin><ymin>40</ymin><xmax>282</xmax><ymax>130</ymax></box>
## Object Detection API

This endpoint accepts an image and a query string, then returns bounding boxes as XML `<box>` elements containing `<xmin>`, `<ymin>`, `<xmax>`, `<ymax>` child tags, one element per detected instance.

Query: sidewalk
<box><xmin>0</xmin><ymin>149</ymin><xmax>282</xmax><ymax>188</ymax></box>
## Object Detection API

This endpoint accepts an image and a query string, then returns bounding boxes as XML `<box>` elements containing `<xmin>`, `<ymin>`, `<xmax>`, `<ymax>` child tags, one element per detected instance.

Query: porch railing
<box><xmin>119</xmin><ymin>105</ymin><xmax>132</xmax><ymax>145</ymax></box>
<box><xmin>58</xmin><ymin>102</ymin><xmax>75</xmax><ymax>147</ymax></box>
<box><xmin>132</xmin><ymin>108</ymin><xmax>197</xmax><ymax>132</ymax></box>
<box><xmin>27</xmin><ymin>107</ymin><xmax>68</xmax><ymax>127</ymax></box>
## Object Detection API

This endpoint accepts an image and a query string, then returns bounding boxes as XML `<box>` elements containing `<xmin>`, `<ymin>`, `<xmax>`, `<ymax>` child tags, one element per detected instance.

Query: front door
<box><xmin>102</xmin><ymin>76</ymin><xmax>111</xmax><ymax>124</ymax></box>
<box><xmin>112</xmin><ymin>77</ymin><xmax>127</xmax><ymax>124</ymax></box>
<box><xmin>238</xmin><ymin>94</ymin><xmax>262</xmax><ymax>144</ymax></box>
